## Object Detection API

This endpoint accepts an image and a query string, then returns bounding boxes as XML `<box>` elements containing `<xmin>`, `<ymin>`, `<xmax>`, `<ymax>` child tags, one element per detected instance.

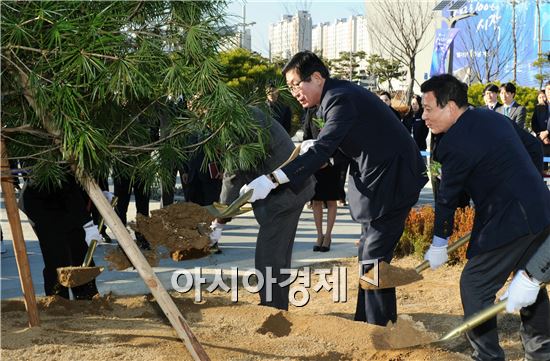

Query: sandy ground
<box><xmin>2</xmin><ymin>256</ymin><xmax>543</xmax><ymax>361</ymax></box>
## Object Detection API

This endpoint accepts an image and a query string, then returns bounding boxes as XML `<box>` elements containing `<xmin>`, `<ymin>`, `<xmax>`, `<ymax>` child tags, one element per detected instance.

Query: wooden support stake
<box><xmin>82</xmin><ymin>178</ymin><xmax>210</xmax><ymax>361</ymax></box>
<box><xmin>0</xmin><ymin>139</ymin><xmax>40</xmax><ymax>327</ymax></box>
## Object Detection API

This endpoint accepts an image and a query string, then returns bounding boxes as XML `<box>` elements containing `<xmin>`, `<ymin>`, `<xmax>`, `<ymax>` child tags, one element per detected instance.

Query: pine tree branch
<box><xmin>2</xmin><ymin>125</ymin><xmax>57</xmax><ymax>139</ymax></box>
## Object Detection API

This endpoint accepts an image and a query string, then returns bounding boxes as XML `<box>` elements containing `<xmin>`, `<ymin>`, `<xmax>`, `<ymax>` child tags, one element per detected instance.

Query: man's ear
<box><xmin>312</xmin><ymin>72</ymin><xmax>323</xmax><ymax>85</ymax></box>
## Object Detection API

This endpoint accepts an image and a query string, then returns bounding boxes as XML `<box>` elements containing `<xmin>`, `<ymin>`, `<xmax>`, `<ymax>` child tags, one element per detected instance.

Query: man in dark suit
<box><xmin>240</xmin><ymin>51</ymin><xmax>428</xmax><ymax>326</ymax></box>
<box><xmin>531</xmin><ymin>82</ymin><xmax>550</xmax><ymax>164</ymax></box>
<box><xmin>497</xmin><ymin>82</ymin><xmax>526</xmax><ymax>129</ymax></box>
<box><xmin>421</xmin><ymin>74</ymin><xmax>550</xmax><ymax>361</ymax></box>
<box><xmin>219</xmin><ymin>106</ymin><xmax>315</xmax><ymax>310</ymax></box>
<box><xmin>482</xmin><ymin>84</ymin><xmax>501</xmax><ymax>111</ymax></box>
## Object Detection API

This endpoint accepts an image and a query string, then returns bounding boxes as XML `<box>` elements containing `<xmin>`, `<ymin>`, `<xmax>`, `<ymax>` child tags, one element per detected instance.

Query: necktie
<box><xmin>504</xmin><ymin>107</ymin><xmax>509</xmax><ymax>117</ymax></box>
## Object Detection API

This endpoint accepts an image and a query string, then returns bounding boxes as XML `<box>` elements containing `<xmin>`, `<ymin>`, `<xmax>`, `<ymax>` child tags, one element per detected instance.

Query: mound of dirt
<box><xmin>3</xmin><ymin>257</ymin><xmax>534</xmax><ymax>361</ymax></box>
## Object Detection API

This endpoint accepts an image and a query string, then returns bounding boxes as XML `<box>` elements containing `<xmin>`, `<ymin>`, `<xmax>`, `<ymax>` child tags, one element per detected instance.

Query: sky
<box><xmin>225</xmin><ymin>0</ymin><xmax>367</xmax><ymax>57</ymax></box>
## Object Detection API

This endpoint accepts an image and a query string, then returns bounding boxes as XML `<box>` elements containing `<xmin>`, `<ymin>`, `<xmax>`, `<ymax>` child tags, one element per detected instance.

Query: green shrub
<box><xmin>395</xmin><ymin>205</ymin><xmax>474</xmax><ymax>264</ymax></box>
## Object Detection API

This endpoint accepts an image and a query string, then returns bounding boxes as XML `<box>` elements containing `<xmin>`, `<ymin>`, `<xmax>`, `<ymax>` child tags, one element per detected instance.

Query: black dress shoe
<box><xmin>135</xmin><ymin>233</ymin><xmax>151</xmax><ymax>251</ymax></box>
<box><xmin>319</xmin><ymin>246</ymin><xmax>330</xmax><ymax>252</ymax></box>
<box><xmin>313</xmin><ymin>245</ymin><xmax>321</xmax><ymax>252</ymax></box>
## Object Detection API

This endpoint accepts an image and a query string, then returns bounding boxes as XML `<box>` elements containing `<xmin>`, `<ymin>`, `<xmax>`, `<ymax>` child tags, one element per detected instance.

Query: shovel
<box><xmin>56</xmin><ymin>197</ymin><xmax>117</xmax><ymax>288</ymax></box>
<box><xmin>204</xmin><ymin>189</ymin><xmax>253</xmax><ymax>218</ymax></box>
<box><xmin>394</xmin><ymin>280</ymin><xmax>546</xmax><ymax>351</ymax></box>
<box><xmin>360</xmin><ymin>233</ymin><xmax>471</xmax><ymax>290</ymax></box>
<box><xmin>204</xmin><ymin>144</ymin><xmax>302</xmax><ymax>219</ymax></box>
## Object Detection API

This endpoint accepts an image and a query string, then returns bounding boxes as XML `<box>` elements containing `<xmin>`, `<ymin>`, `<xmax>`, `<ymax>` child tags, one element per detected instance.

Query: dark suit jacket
<box><xmin>531</xmin><ymin>103</ymin><xmax>549</xmax><ymax>134</ymax></box>
<box><xmin>485</xmin><ymin>102</ymin><xmax>502</xmax><ymax>111</ymax></box>
<box><xmin>281</xmin><ymin>78</ymin><xmax>428</xmax><ymax>222</ymax></box>
<box><xmin>434</xmin><ymin>108</ymin><xmax>550</xmax><ymax>258</ymax></box>
<box><xmin>267</xmin><ymin>100</ymin><xmax>292</xmax><ymax>134</ymax></box>
<box><xmin>220</xmin><ymin>107</ymin><xmax>315</xmax><ymax>219</ymax></box>
<box><xmin>497</xmin><ymin>101</ymin><xmax>526</xmax><ymax>129</ymax></box>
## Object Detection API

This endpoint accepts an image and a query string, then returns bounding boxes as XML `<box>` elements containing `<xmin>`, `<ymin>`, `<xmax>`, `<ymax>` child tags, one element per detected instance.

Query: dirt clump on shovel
<box><xmin>360</xmin><ymin>261</ymin><xmax>423</xmax><ymax>290</ymax></box>
<box><xmin>56</xmin><ymin>266</ymin><xmax>104</xmax><ymax>288</ymax></box>
<box><xmin>104</xmin><ymin>202</ymin><xmax>213</xmax><ymax>270</ymax></box>
<box><xmin>133</xmin><ymin>202</ymin><xmax>213</xmax><ymax>259</ymax></box>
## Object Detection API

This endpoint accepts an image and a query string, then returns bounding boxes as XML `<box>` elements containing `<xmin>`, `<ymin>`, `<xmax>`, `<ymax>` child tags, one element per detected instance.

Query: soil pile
<box><xmin>2</xmin><ymin>257</ymin><xmax>535</xmax><ymax>360</ymax></box>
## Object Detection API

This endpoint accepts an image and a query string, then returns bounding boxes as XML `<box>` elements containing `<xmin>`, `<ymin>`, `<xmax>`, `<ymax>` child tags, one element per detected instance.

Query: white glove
<box><xmin>424</xmin><ymin>236</ymin><xmax>449</xmax><ymax>270</ymax></box>
<box><xmin>501</xmin><ymin>270</ymin><xmax>541</xmax><ymax>313</ymax></box>
<box><xmin>300</xmin><ymin>139</ymin><xmax>316</xmax><ymax>155</ymax></box>
<box><xmin>209</xmin><ymin>221</ymin><xmax>225</xmax><ymax>245</ymax></box>
<box><xmin>83</xmin><ymin>220</ymin><xmax>102</xmax><ymax>246</ymax></box>
<box><xmin>239</xmin><ymin>175</ymin><xmax>276</xmax><ymax>202</ymax></box>
<box><xmin>102</xmin><ymin>191</ymin><xmax>114</xmax><ymax>203</ymax></box>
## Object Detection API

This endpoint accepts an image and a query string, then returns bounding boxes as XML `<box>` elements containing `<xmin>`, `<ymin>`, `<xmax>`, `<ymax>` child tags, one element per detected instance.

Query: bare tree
<box><xmin>457</xmin><ymin>20</ymin><xmax>515</xmax><ymax>83</ymax></box>
<box><xmin>366</xmin><ymin>0</ymin><xmax>434</xmax><ymax>103</ymax></box>
<box><xmin>512</xmin><ymin>0</ymin><xmax>517</xmax><ymax>81</ymax></box>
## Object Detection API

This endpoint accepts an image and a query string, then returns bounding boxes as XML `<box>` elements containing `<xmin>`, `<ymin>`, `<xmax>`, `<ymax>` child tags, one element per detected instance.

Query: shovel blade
<box><xmin>57</xmin><ymin>266</ymin><xmax>104</xmax><ymax>288</ymax></box>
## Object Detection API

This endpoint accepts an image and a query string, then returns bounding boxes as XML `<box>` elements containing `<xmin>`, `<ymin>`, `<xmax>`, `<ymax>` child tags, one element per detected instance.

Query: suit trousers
<box><xmin>254</xmin><ymin>200</ymin><xmax>305</xmax><ymax>311</ymax></box>
<box><xmin>355</xmin><ymin>206</ymin><xmax>412</xmax><ymax>325</ymax></box>
<box><xmin>33</xmin><ymin>217</ymin><xmax>99</xmax><ymax>299</ymax></box>
<box><xmin>460</xmin><ymin>227</ymin><xmax>550</xmax><ymax>361</ymax></box>
<box><xmin>113</xmin><ymin>176</ymin><xmax>150</xmax><ymax>225</ymax></box>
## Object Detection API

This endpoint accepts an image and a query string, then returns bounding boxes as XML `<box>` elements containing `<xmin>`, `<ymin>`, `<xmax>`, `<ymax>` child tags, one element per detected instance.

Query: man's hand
<box><xmin>300</xmin><ymin>139</ymin><xmax>316</xmax><ymax>155</ymax></box>
<box><xmin>502</xmin><ymin>270</ymin><xmax>541</xmax><ymax>313</ymax></box>
<box><xmin>423</xmin><ymin>236</ymin><xmax>449</xmax><ymax>269</ymax></box>
<box><xmin>240</xmin><ymin>175</ymin><xmax>277</xmax><ymax>202</ymax></box>
<box><xmin>83</xmin><ymin>220</ymin><xmax>102</xmax><ymax>246</ymax></box>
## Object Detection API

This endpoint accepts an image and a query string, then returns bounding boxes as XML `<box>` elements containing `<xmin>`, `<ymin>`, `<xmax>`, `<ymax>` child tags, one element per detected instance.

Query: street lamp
<box><xmin>442</xmin><ymin>12</ymin><xmax>477</xmax><ymax>74</ymax></box>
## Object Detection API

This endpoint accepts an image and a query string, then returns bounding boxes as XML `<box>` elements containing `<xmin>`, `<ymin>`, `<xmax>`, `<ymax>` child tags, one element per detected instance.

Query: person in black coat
<box><xmin>378</xmin><ymin>91</ymin><xmax>402</xmax><ymax>121</ymax></box>
<box><xmin>21</xmin><ymin>173</ymin><xmax>101</xmax><ymax>300</ymax></box>
<box><xmin>402</xmin><ymin>94</ymin><xmax>429</xmax><ymax>151</ymax></box>
<box><xmin>266</xmin><ymin>85</ymin><xmax>292</xmax><ymax>134</ymax></box>
<box><xmin>482</xmin><ymin>83</ymin><xmax>501</xmax><ymax>111</ymax></box>
<box><xmin>421</xmin><ymin>74</ymin><xmax>550</xmax><ymax>361</ymax></box>
<box><xmin>241</xmin><ymin>51</ymin><xmax>428</xmax><ymax>326</ymax></box>
<box><xmin>302</xmin><ymin>106</ymin><xmax>339</xmax><ymax>252</ymax></box>
<box><xmin>531</xmin><ymin>84</ymin><xmax>550</xmax><ymax>165</ymax></box>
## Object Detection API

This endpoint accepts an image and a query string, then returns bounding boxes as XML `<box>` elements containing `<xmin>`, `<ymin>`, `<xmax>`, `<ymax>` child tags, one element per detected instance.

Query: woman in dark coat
<box><xmin>302</xmin><ymin>107</ymin><xmax>339</xmax><ymax>252</ymax></box>
<box><xmin>402</xmin><ymin>94</ymin><xmax>429</xmax><ymax>151</ymax></box>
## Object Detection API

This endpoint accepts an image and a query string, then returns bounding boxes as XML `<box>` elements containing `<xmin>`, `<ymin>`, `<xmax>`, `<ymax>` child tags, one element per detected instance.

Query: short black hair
<box><xmin>282</xmin><ymin>51</ymin><xmax>330</xmax><ymax>80</ymax></box>
<box><xmin>378</xmin><ymin>91</ymin><xmax>391</xmax><ymax>99</ymax></box>
<box><xmin>483</xmin><ymin>84</ymin><xmax>499</xmax><ymax>93</ymax></box>
<box><xmin>420</xmin><ymin>74</ymin><xmax>468</xmax><ymax>108</ymax></box>
<box><xmin>500</xmin><ymin>82</ymin><xmax>516</xmax><ymax>94</ymax></box>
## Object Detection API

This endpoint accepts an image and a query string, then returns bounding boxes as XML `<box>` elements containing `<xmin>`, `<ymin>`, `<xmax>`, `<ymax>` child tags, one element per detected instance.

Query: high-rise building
<box><xmin>301</xmin><ymin>15</ymin><xmax>371</xmax><ymax>61</ymax></box>
<box><xmin>268</xmin><ymin>11</ymin><xmax>312</xmax><ymax>61</ymax></box>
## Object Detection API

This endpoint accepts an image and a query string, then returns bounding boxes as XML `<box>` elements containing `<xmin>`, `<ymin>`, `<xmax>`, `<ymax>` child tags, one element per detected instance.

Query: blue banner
<box><xmin>449</xmin><ymin>0</ymin><xmax>550</xmax><ymax>86</ymax></box>
<box><xmin>430</xmin><ymin>28</ymin><xmax>460</xmax><ymax>77</ymax></box>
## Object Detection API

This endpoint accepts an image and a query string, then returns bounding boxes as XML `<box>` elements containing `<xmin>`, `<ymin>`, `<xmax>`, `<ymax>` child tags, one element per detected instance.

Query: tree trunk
<box><xmin>512</xmin><ymin>0</ymin><xmax>517</xmax><ymax>82</ymax></box>
<box><xmin>407</xmin><ymin>62</ymin><xmax>415</xmax><ymax>105</ymax></box>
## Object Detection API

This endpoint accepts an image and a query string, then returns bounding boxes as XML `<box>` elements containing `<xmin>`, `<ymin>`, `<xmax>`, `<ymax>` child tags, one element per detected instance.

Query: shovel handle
<box><xmin>415</xmin><ymin>233</ymin><xmax>471</xmax><ymax>273</ymax></box>
<box><xmin>82</xmin><ymin>239</ymin><xmax>97</xmax><ymax>267</ymax></box>
<box><xmin>81</xmin><ymin>196</ymin><xmax>118</xmax><ymax>267</ymax></box>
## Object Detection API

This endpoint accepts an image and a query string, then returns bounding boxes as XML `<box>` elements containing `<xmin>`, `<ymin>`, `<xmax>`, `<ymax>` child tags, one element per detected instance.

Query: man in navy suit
<box><xmin>421</xmin><ymin>74</ymin><xmax>550</xmax><ymax>361</ymax></box>
<box><xmin>240</xmin><ymin>51</ymin><xmax>428</xmax><ymax>326</ymax></box>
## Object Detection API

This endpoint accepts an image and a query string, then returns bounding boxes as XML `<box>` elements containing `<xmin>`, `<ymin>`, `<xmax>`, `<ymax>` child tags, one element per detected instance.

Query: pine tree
<box><xmin>1</xmin><ymin>1</ymin><xmax>268</xmax><ymax>190</ymax></box>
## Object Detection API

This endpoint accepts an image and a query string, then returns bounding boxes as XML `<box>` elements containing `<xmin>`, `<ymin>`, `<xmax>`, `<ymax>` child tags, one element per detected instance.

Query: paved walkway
<box><xmin>0</xmin><ymin>185</ymin><xmax>435</xmax><ymax>300</ymax></box>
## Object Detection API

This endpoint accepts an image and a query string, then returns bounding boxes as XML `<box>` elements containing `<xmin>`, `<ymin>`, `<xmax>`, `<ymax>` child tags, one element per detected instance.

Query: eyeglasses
<box><xmin>287</xmin><ymin>76</ymin><xmax>311</xmax><ymax>94</ymax></box>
